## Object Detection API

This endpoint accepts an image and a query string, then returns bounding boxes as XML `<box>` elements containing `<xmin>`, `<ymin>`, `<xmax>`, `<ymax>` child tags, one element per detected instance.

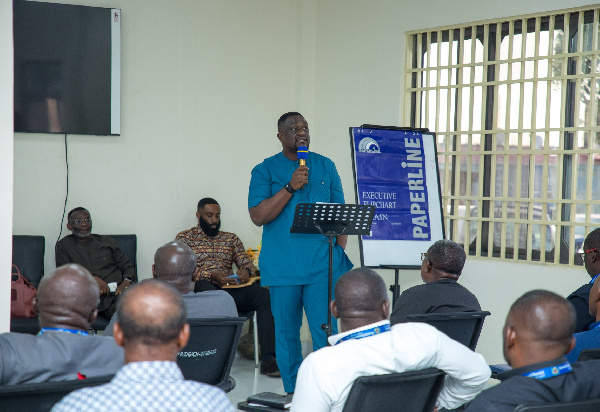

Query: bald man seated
<box><xmin>52</xmin><ymin>280</ymin><xmax>235</xmax><ymax>412</ymax></box>
<box><xmin>465</xmin><ymin>290</ymin><xmax>600</xmax><ymax>412</ymax></box>
<box><xmin>0</xmin><ymin>264</ymin><xmax>124</xmax><ymax>385</ymax></box>
<box><xmin>390</xmin><ymin>239</ymin><xmax>481</xmax><ymax>325</ymax></box>
<box><xmin>291</xmin><ymin>268</ymin><xmax>490</xmax><ymax>412</ymax></box>
<box><xmin>104</xmin><ymin>240</ymin><xmax>237</xmax><ymax>336</ymax></box>
<box><xmin>566</xmin><ymin>275</ymin><xmax>600</xmax><ymax>362</ymax></box>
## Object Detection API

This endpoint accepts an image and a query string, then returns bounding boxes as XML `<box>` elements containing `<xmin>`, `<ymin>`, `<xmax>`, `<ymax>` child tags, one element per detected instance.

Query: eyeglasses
<box><xmin>72</xmin><ymin>218</ymin><xmax>92</xmax><ymax>225</ymax></box>
<box><xmin>421</xmin><ymin>252</ymin><xmax>428</xmax><ymax>262</ymax></box>
<box><xmin>579</xmin><ymin>248</ymin><xmax>596</xmax><ymax>261</ymax></box>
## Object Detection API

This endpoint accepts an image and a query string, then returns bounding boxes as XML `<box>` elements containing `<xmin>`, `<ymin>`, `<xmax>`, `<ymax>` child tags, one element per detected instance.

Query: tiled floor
<box><xmin>226</xmin><ymin>352</ymin><xmax>286</xmax><ymax>410</ymax></box>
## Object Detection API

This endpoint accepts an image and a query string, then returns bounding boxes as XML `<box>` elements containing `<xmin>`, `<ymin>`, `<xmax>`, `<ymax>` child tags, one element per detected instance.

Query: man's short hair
<box><xmin>584</xmin><ymin>228</ymin><xmax>600</xmax><ymax>251</ymax></box>
<box><xmin>67</xmin><ymin>207</ymin><xmax>88</xmax><ymax>221</ymax></box>
<box><xmin>334</xmin><ymin>267</ymin><xmax>388</xmax><ymax>314</ymax></box>
<box><xmin>197</xmin><ymin>197</ymin><xmax>219</xmax><ymax>212</ymax></box>
<box><xmin>277</xmin><ymin>112</ymin><xmax>302</xmax><ymax>131</ymax></box>
<box><xmin>117</xmin><ymin>279</ymin><xmax>187</xmax><ymax>346</ymax></box>
<box><xmin>427</xmin><ymin>239</ymin><xmax>466</xmax><ymax>276</ymax></box>
<box><xmin>509</xmin><ymin>289</ymin><xmax>575</xmax><ymax>348</ymax></box>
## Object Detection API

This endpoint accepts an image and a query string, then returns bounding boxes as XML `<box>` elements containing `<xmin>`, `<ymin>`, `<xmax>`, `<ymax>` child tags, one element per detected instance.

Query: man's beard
<box><xmin>200</xmin><ymin>217</ymin><xmax>221</xmax><ymax>237</ymax></box>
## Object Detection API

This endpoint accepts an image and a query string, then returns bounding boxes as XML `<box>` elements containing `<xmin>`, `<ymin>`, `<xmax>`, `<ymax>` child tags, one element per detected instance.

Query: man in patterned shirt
<box><xmin>176</xmin><ymin>197</ymin><xmax>279</xmax><ymax>377</ymax></box>
<box><xmin>52</xmin><ymin>279</ymin><xmax>235</xmax><ymax>412</ymax></box>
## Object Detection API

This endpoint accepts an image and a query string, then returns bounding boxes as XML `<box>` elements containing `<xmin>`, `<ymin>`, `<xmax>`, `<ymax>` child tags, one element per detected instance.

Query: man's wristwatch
<box><xmin>284</xmin><ymin>182</ymin><xmax>295</xmax><ymax>194</ymax></box>
<box><xmin>123</xmin><ymin>277</ymin><xmax>133</xmax><ymax>283</ymax></box>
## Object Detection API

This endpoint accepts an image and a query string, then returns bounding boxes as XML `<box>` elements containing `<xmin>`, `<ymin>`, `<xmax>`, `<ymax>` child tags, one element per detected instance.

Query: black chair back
<box><xmin>577</xmin><ymin>348</ymin><xmax>600</xmax><ymax>362</ymax></box>
<box><xmin>12</xmin><ymin>235</ymin><xmax>45</xmax><ymax>288</ymax></box>
<box><xmin>513</xmin><ymin>398</ymin><xmax>600</xmax><ymax>411</ymax></box>
<box><xmin>11</xmin><ymin>235</ymin><xmax>45</xmax><ymax>334</ymax></box>
<box><xmin>177</xmin><ymin>317</ymin><xmax>245</xmax><ymax>393</ymax></box>
<box><xmin>106</xmin><ymin>234</ymin><xmax>138</xmax><ymax>280</ymax></box>
<box><xmin>0</xmin><ymin>374</ymin><xmax>112</xmax><ymax>412</ymax></box>
<box><xmin>341</xmin><ymin>368</ymin><xmax>445</xmax><ymax>412</ymax></box>
<box><xmin>404</xmin><ymin>311</ymin><xmax>491</xmax><ymax>350</ymax></box>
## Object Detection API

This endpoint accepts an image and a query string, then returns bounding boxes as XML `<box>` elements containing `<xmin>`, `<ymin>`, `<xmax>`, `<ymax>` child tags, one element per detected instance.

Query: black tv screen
<box><xmin>13</xmin><ymin>0</ymin><xmax>121</xmax><ymax>135</ymax></box>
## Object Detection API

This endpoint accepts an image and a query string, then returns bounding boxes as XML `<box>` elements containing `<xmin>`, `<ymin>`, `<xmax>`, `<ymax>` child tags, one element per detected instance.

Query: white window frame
<box><xmin>405</xmin><ymin>6</ymin><xmax>600</xmax><ymax>267</ymax></box>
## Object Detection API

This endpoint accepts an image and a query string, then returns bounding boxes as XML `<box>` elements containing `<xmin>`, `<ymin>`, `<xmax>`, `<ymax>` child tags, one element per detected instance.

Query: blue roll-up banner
<box><xmin>350</xmin><ymin>126</ymin><xmax>444</xmax><ymax>267</ymax></box>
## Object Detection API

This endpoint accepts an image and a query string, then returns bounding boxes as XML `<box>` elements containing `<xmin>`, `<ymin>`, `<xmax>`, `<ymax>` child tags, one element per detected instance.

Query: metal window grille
<box><xmin>405</xmin><ymin>6</ymin><xmax>600</xmax><ymax>266</ymax></box>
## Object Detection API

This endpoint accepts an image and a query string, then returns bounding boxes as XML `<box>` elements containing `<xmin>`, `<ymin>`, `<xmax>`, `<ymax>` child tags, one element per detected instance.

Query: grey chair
<box><xmin>90</xmin><ymin>234</ymin><xmax>138</xmax><ymax>332</ymax></box>
<box><xmin>177</xmin><ymin>317</ymin><xmax>245</xmax><ymax>393</ymax></box>
<box><xmin>106</xmin><ymin>234</ymin><xmax>138</xmax><ymax>281</ymax></box>
<box><xmin>404</xmin><ymin>311</ymin><xmax>491</xmax><ymax>350</ymax></box>
<box><xmin>513</xmin><ymin>398</ymin><xmax>600</xmax><ymax>411</ymax></box>
<box><xmin>341</xmin><ymin>368</ymin><xmax>446</xmax><ymax>412</ymax></box>
<box><xmin>0</xmin><ymin>374</ymin><xmax>113</xmax><ymax>412</ymax></box>
<box><xmin>11</xmin><ymin>235</ymin><xmax>45</xmax><ymax>334</ymax></box>
<box><xmin>577</xmin><ymin>348</ymin><xmax>600</xmax><ymax>362</ymax></box>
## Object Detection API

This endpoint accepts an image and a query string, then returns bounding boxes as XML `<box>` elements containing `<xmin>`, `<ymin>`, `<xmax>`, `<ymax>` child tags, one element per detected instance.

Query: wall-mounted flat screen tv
<box><xmin>13</xmin><ymin>0</ymin><xmax>121</xmax><ymax>136</ymax></box>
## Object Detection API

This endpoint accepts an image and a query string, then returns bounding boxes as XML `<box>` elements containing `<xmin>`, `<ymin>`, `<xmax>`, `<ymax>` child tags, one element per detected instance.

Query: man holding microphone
<box><xmin>248</xmin><ymin>112</ymin><xmax>353</xmax><ymax>394</ymax></box>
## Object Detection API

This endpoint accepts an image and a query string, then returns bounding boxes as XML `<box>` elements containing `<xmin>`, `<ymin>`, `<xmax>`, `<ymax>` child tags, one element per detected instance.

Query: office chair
<box><xmin>177</xmin><ymin>317</ymin><xmax>245</xmax><ymax>393</ymax></box>
<box><xmin>513</xmin><ymin>398</ymin><xmax>600</xmax><ymax>411</ymax></box>
<box><xmin>238</xmin><ymin>310</ymin><xmax>260</xmax><ymax>368</ymax></box>
<box><xmin>577</xmin><ymin>347</ymin><xmax>600</xmax><ymax>362</ymax></box>
<box><xmin>0</xmin><ymin>374</ymin><xmax>113</xmax><ymax>412</ymax></box>
<box><xmin>404</xmin><ymin>311</ymin><xmax>491</xmax><ymax>350</ymax></box>
<box><xmin>90</xmin><ymin>234</ymin><xmax>138</xmax><ymax>332</ymax></box>
<box><xmin>342</xmin><ymin>368</ymin><xmax>445</xmax><ymax>412</ymax></box>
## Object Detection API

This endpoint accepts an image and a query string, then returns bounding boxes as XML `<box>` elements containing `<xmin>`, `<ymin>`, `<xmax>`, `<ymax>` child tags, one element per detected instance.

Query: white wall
<box><xmin>14</xmin><ymin>0</ymin><xmax>312</xmax><ymax>277</ymax></box>
<box><xmin>9</xmin><ymin>0</ymin><xmax>599</xmax><ymax>361</ymax></box>
<box><xmin>1</xmin><ymin>0</ymin><xmax>14</xmax><ymax>333</ymax></box>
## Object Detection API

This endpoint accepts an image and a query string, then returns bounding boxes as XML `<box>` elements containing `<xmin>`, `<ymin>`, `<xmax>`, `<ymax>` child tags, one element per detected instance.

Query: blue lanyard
<box><xmin>39</xmin><ymin>327</ymin><xmax>89</xmax><ymax>336</ymax></box>
<box><xmin>522</xmin><ymin>361</ymin><xmax>572</xmax><ymax>380</ymax></box>
<box><xmin>335</xmin><ymin>323</ymin><xmax>391</xmax><ymax>345</ymax></box>
<box><xmin>590</xmin><ymin>274</ymin><xmax>600</xmax><ymax>284</ymax></box>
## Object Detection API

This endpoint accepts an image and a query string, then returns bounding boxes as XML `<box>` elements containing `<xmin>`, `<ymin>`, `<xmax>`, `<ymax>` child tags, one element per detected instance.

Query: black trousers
<box><xmin>194</xmin><ymin>280</ymin><xmax>276</xmax><ymax>359</ymax></box>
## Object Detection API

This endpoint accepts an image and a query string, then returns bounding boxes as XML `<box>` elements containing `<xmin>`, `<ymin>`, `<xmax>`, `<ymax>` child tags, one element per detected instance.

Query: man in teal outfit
<box><xmin>248</xmin><ymin>112</ymin><xmax>353</xmax><ymax>393</ymax></box>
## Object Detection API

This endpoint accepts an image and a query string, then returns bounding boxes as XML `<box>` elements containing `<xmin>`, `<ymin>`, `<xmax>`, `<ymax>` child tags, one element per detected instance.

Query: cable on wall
<box><xmin>56</xmin><ymin>133</ymin><xmax>69</xmax><ymax>244</ymax></box>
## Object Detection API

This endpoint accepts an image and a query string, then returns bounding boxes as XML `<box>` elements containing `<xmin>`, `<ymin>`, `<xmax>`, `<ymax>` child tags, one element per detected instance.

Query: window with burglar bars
<box><xmin>405</xmin><ymin>6</ymin><xmax>600</xmax><ymax>266</ymax></box>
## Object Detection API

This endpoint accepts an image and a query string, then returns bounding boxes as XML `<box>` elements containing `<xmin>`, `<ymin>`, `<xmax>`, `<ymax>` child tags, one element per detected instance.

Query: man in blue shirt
<box><xmin>248</xmin><ymin>112</ymin><xmax>353</xmax><ymax>393</ymax></box>
<box><xmin>567</xmin><ymin>228</ymin><xmax>600</xmax><ymax>332</ymax></box>
<box><xmin>566</xmin><ymin>275</ymin><xmax>600</xmax><ymax>362</ymax></box>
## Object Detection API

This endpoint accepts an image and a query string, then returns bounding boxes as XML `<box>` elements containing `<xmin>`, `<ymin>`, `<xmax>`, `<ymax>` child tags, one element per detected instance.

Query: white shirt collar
<box><xmin>328</xmin><ymin>319</ymin><xmax>390</xmax><ymax>346</ymax></box>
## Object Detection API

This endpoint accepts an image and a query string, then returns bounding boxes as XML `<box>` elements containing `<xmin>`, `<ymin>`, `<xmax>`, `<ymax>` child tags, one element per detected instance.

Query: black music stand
<box><xmin>291</xmin><ymin>203</ymin><xmax>375</xmax><ymax>337</ymax></box>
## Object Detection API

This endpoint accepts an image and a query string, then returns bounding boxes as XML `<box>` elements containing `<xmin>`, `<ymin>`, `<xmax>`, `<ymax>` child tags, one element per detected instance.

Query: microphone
<box><xmin>297</xmin><ymin>146</ymin><xmax>308</xmax><ymax>166</ymax></box>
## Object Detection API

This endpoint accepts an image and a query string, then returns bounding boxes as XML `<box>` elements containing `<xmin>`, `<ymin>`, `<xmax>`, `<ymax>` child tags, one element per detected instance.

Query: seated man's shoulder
<box><xmin>0</xmin><ymin>331</ymin><xmax>37</xmax><ymax>346</ymax></box>
<box><xmin>568</xmin><ymin>283</ymin><xmax>593</xmax><ymax>300</ymax></box>
<box><xmin>184</xmin><ymin>291</ymin><xmax>238</xmax><ymax>317</ymax></box>
<box><xmin>218</xmin><ymin>230</ymin><xmax>242</xmax><ymax>241</ymax></box>
<box><xmin>176</xmin><ymin>227</ymin><xmax>196</xmax><ymax>239</ymax></box>
<box><xmin>398</xmin><ymin>283</ymin><xmax>428</xmax><ymax>298</ymax></box>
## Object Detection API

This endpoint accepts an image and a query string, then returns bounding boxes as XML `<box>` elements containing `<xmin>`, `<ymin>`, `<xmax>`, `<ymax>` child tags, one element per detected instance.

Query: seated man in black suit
<box><xmin>567</xmin><ymin>228</ymin><xmax>600</xmax><ymax>332</ymax></box>
<box><xmin>55</xmin><ymin>207</ymin><xmax>135</xmax><ymax>318</ymax></box>
<box><xmin>390</xmin><ymin>239</ymin><xmax>480</xmax><ymax>325</ymax></box>
<box><xmin>0</xmin><ymin>264</ymin><xmax>123</xmax><ymax>385</ymax></box>
<box><xmin>466</xmin><ymin>290</ymin><xmax>600</xmax><ymax>412</ymax></box>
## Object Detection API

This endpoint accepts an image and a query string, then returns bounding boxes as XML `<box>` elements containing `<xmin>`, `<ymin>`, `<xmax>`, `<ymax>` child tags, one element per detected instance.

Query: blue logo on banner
<box><xmin>353</xmin><ymin>129</ymin><xmax>431</xmax><ymax>241</ymax></box>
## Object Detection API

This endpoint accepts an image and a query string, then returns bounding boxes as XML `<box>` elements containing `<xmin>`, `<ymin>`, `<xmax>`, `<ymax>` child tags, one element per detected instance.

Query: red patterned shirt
<box><xmin>176</xmin><ymin>226</ymin><xmax>254</xmax><ymax>282</ymax></box>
